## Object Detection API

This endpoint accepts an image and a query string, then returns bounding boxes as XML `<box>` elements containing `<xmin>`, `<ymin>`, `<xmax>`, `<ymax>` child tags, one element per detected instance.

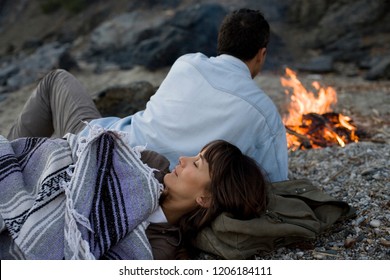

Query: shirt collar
<box><xmin>216</xmin><ymin>54</ymin><xmax>252</xmax><ymax>78</ymax></box>
<box><xmin>147</xmin><ymin>206</ymin><xmax>168</xmax><ymax>223</ymax></box>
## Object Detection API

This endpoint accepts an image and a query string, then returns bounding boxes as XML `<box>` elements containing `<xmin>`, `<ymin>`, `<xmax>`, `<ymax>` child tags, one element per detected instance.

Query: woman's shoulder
<box><xmin>146</xmin><ymin>223</ymin><xmax>181</xmax><ymax>260</ymax></box>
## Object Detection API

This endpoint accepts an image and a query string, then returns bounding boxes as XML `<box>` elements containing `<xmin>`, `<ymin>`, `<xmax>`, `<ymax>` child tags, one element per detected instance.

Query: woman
<box><xmin>0</xmin><ymin>132</ymin><xmax>267</xmax><ymax>260</ymax></box>
<box><xmin>147</xmin><ymin>139</ymin><xmax>268</xmax><ymax>259</ymax></box>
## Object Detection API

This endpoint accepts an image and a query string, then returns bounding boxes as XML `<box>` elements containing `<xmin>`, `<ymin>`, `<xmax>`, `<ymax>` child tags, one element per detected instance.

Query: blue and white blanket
<box><xmin>0</xmin><ymin>128</ymin><xmax>162</xmax><ymax>259</ymax></box>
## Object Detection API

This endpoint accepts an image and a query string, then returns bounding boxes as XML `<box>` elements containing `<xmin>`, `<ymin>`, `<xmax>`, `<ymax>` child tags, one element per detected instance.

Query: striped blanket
<box><xmin>0</xmin><ymin>129</ymin><xmax>162</xmax><ymax>259</ymax></box>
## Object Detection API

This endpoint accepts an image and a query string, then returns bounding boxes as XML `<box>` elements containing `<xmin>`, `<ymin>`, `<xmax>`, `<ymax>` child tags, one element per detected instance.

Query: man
<box><xmin>8</xmin><ymin>9</ymin><xmax>288</xmax><ymax>182</ymax></box>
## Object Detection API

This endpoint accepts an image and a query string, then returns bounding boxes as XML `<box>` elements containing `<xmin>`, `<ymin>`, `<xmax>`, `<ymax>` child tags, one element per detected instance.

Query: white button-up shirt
<box><xmin>82</xmin><ymin>53</ymin><xmax>288</xmax><ymax>182</ymax></box>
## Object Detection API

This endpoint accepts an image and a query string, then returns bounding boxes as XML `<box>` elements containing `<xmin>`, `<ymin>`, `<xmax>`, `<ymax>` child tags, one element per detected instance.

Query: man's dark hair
<box><xmin>217</xmin><ymin>9</ymin><xmax>270</xmax><ymax>61</ymax></box>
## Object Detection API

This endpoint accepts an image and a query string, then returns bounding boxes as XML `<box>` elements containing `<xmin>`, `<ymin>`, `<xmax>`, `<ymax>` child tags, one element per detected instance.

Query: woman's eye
<box><xmin>193</xmin><ymin>155</ymin><xmax>201</xmax><ymax>168</ymax></box>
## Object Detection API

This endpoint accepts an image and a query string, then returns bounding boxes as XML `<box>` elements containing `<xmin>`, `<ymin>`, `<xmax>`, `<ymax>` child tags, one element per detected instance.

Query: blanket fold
<box><xmin>0</xmin><ymin>128</ymin><xmax>162</xmax><ymax>260</ymax></box>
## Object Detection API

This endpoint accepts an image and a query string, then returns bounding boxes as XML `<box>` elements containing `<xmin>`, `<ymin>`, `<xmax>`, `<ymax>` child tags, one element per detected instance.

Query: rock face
<box><xmin>0</xmin><ymin>42</ymin><xmax>74</xmax><ymax>92</ymax></box>
<box><xmin>93</xmin><ymin>81</ymin><xmax>156</xmax><ymax>117</ymax></box>
<box><xmin>0</xmin><ymin>0</ymin><xmax>389</xmax><ymax>94</ymax></box>
<box><xmin>285</xmin><ymin>0</ymin><xmax>390</xmax><ymax>78</ymax></box>
<box><xmin>81</xmin><ymin>3</ymin><xmax>227</xmax><ymax>70</ymax></box>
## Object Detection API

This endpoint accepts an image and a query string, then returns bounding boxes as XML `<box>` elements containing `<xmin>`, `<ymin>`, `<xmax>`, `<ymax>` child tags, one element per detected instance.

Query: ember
<box><xmin>280</xmin><ymin>67</ymin><xmax>359</xmax><ymax>150</ymax></box>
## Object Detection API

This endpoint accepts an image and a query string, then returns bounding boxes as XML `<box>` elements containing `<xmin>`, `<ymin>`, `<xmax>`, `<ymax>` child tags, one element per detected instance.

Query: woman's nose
<box><xmin>178</xmin><ymin>156</ymin><xmax>188</xmax><ymax>167</ymax></box>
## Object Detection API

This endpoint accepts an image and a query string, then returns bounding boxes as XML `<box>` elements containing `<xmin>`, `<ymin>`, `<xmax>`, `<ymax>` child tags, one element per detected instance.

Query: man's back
<box><xmin>125</xmin><ymin>53</ymin><xmax>288</xmax><ymax>182</ymax></box>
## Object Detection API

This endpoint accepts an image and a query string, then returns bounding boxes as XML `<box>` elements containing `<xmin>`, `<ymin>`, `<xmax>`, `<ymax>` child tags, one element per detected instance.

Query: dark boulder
<box><xmin>365</xmin><ymin>55</ymin><xmax>390</xmax><ymax>81</ymax></box>
<box><xmin>93</xmin><ymin>81</ymin><xmax>156</xmax><ymax>117</ymax></box>
<box><xmin>81</xmin><ymin>3</ymin><xmax>227</xmax><ymax>70</ymax></box>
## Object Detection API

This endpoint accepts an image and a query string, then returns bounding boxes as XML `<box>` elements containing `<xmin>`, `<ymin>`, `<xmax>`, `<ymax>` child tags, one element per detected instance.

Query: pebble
<box><xmin>354</xmin><ymin>216</ymin><xmax>366</xmax><ymax>226</ymax></box>
<box><xmin>379</xmin><ymin>238</ymin><xmax>390</xmax><ymax>247</ymax></box>
<box><xmin>296</xmin><ymin>251</ymin><xmax>304</xmax><ymax>257</ymax></box>
<box><xmin>370</xmin><ymin>220</ymin><xmax>381</xmax><ymax>228</ymax></box>
<box><xmin>313</xmin><ymin>253</ymin><xmax>326</xmax><ymax>260</ymax></box>
<box><xmin>344</xmin><ymin>238</ymin><xmax>356</xmax><ymax>248</ymax></box>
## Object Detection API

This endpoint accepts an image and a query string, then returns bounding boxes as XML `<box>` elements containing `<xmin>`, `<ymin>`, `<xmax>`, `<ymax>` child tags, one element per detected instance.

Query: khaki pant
<box><xmin>7</xmin><ymin>69</ymin><xmax>101</xmax><ymax>140</ymax></box>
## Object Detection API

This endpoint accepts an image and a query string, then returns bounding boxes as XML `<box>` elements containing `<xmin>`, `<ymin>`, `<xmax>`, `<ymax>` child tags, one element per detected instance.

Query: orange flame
<box><xmin>281</xmin><ymin>67</ymin><xmax>359</xmax><ymax>150</ymax></box>
<box><xmin>281</xmin><ymin>68</ymin><xmax>337</xmax><ymax>125</ymax></box>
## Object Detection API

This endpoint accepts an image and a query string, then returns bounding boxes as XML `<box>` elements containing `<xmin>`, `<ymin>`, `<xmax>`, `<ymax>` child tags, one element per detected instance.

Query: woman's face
<box><xmin>163</xmin><ymin>152</ymin><xmax>211</xmax><ymax>205</ymax></box>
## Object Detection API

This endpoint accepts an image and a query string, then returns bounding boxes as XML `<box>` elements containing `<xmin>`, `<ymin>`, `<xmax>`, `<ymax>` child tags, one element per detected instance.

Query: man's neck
<box><xmin>244</xmin><ymin>58</ymin><xmax>258</xmax><ymax>79</ymax></box>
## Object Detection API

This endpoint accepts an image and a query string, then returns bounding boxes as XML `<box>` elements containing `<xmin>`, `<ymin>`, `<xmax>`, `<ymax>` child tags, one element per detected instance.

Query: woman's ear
<box><xmin>196</xmin><ymin>196</ymin><xmax>211</xmax><ymax>208</ymax></box>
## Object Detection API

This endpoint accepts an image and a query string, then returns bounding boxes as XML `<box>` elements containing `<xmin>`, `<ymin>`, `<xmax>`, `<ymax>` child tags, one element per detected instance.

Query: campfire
<box><xmin>280</xmin><ymin>67</ymin><xmax>359</xmax><ymax>151</ymax></box>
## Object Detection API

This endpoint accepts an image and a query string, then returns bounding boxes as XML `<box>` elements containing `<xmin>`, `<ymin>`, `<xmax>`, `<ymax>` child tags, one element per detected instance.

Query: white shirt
<box><xmin>81</xmin><ymin>53</ymin><xmax>288</xmax><ymax>182</ymax></box>
<box><xmin>147</xmin><ymin>206</ymin><xmax>168</xmax><ymax>224</ymax></box>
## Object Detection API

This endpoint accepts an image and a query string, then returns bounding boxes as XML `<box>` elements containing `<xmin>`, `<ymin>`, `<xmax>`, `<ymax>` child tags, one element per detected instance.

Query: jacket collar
<box><xmin>217</xmin><ymin>54</ymin><xmax>252</xmax><ymax>78</ymax></box>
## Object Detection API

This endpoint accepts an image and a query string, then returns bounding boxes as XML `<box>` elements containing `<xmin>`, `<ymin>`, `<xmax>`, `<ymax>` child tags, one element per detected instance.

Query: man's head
<box><xmin>217</xmin><ymin>9</ymin><xmax>270</xmax><ymax>77</ymax></box>
<box><xmin>217</xmin><ymin>9</ymin><xmax>270</xmax><ymax>60</ymax></box>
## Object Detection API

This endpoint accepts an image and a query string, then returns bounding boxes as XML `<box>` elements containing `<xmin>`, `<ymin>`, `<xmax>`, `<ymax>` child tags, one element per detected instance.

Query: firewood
<box><xmin>285</xmin><ymin>126</ymin><xmax>312</xmax><ymax>148</ymax></box>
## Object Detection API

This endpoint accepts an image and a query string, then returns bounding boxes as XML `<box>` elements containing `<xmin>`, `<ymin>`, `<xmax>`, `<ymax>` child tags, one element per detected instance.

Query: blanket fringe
<box><xmin>62</xmin><ymin>179</ymin><xmax>95</xmax><ymax>260</ymax></box>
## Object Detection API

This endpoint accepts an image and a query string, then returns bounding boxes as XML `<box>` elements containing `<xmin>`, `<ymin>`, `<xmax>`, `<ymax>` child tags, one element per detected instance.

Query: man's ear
<box><xmin>196</xmin><ymin>196</ymin><xmax>211</xmax><ymax>208</ymax></box>
<box><xmin>257</xmin><ymin>47</ymin><xmax>267</xmax><ymax>62</ymax></box>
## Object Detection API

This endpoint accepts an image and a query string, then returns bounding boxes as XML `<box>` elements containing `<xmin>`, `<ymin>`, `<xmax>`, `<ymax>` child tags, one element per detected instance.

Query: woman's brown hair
<box><xmin>178</xmin><ymin>140</ymin><xmax>268</xmax><ymax>258</ymax></box>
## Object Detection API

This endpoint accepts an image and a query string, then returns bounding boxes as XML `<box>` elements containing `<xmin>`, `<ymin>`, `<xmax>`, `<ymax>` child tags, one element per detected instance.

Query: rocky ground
<box><xmin>273</xmin><ymin>141</ymin><xmax>389</xmax><ymax>260</ymax></box>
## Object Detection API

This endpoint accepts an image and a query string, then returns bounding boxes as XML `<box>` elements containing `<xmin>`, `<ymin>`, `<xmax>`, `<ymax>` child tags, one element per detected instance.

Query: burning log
<box><xmin>281</xmin><ymin>67</ymin><xmax>360</xmax><ymax>150</ymax></box>
<box><xmin>285</xmin><ymin>112</ymin><xmax>359</xmax><ymax>150</ymax></box>
<box><xmin>284</xmin><ymin>126</ymin><xmax>312</xmax><ymax>149</ymax></box>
